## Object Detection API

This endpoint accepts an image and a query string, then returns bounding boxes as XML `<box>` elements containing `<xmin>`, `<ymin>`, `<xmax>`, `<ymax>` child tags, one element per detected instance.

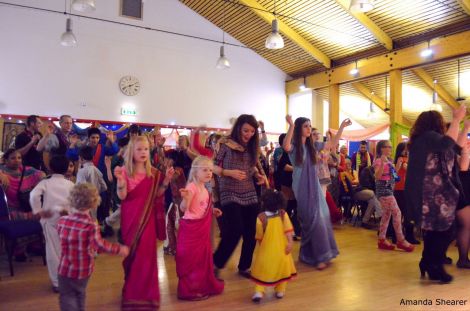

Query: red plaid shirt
<box><xmin>57</xmin><ymin>212</ymin><xmax>121</xmax><ymax>279</ymax></box>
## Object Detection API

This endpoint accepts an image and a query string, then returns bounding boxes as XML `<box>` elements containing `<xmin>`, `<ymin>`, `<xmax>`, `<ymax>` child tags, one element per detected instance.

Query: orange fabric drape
<box><xmin>329</xmin><ymin>123</ymin><xmax>389</xmax><ymax>141</ymax></box>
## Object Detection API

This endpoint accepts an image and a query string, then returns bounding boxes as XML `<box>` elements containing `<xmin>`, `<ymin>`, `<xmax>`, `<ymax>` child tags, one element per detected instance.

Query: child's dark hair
<box><xmin>79</xmin><ymin>146</ymin><xmax>94</xmax><ymax>161</ymax></box>
<box><xmin>261</xmin><ymin>189</ymin><xmax>287</xmax><ymax>213</ymax></box>
<box><xmin>49</xmin><ymin>155</ymin><xmax>70</xmax><ymax>174</ymax></box>
<box><xmin>87</xmin><ymin>127</ymin><xmax>101</xmax><ymax>138</ymax></box>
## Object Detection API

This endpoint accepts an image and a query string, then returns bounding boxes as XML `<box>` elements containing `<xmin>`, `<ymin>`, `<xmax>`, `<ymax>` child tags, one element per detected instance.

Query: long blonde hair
<box><xmin>187</xmin><ymin>156</ymin><xmax>213</xmax><ymax>184</ymax></box>
<box><xmin>123</xmin><ymin>136</ymin><xmax>152</xmax><ymax>178</ymax></box>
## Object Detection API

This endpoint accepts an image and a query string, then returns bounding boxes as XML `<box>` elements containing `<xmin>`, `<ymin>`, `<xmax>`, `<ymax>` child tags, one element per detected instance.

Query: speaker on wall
<box><xmin>120</xmin><ymin>0</ymin><xmax>143</xmax><ymax>20</ymax></box>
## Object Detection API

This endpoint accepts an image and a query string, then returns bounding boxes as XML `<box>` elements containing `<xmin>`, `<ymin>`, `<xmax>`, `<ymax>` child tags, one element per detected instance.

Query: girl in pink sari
<box><xmin>176</xmin><ymin>156</ymin><xmax>224</xmax><ymax>300</ymax></box>
<box><xmin>115</xmin><ymin>136</ymin><xmax>174</xmax><ymax>311</ymax></box>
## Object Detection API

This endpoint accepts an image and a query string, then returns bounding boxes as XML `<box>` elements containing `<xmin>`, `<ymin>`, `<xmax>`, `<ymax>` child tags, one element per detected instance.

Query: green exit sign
<box><xmin>121</xmin><ymin>108</ymin><xmax>137</xmax><ymax>116</ymax></box>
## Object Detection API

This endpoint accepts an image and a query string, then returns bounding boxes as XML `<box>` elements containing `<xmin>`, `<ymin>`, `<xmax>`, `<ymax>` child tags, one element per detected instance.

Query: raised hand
<box><xmin>165</xmin><ymin>166</ymin><xmax>175</xmax><ymax>181</ymax></box>
<box><xmin>114</xmin><ymin>166</ymin><xmax>125</xmax><ymax>182</ymax></box>
<box><xmin>453</xmin><ymin>104</ymin><xmax>467</xmax><ymax>122</ymax></box>
<box><xmin>286</xmin><ymin>115</ymin><xmax>294</xmax><ymax>126</ymax></box>
<box><xmin>106</xmin><ymin>131</ymin><xmax>116</xmax><ymax>143</ymax></box>
<box><xmin>340</xmin><ymin>118</ymin><xmax>352</xmax><ymax>128</ymax></box>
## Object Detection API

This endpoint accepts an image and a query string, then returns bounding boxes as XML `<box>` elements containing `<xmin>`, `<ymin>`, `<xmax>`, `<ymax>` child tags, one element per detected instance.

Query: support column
<box><xmin>329</xmin><ymin>84</ymin><xmax>340</xmax><ymax>130</ymax></box>
<box><xmin>389</xmin><ymin>70</ymin><xmax>403</xmax><ymax>149</ymax></box>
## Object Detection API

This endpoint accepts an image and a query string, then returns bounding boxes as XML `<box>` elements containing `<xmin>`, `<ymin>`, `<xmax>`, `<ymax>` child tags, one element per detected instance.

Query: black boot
<box><xmin>419</xmin><ymin>259</ymin><xmax>453</xmax><ymax>283</ymax></box>
<box><xmin>405</xmin><ymin>224</ymin><xmax>420</xmax><ymax>245</ymax></box>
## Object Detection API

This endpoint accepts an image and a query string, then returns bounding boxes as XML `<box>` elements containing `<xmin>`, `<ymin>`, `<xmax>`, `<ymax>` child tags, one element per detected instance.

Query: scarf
<box><xmin>356</xmin><ymin>151</ymin><xmax>371</xmax><ymax>170</ymax></box>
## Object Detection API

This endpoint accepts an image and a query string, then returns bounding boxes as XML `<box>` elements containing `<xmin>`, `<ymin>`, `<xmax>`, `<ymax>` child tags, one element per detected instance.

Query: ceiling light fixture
<box><xmin>350</xmin><ymin>60</ymin><xmax>359</xmax><ymax>76</ymax></box>
<box><xmin>420</xmin><ymin>40</ymin><xmax>433</xmax><ymax>58</ymax></box>
<box><xmin>265</xmin><ymin>0</ymin><xmax>284</xmax><ymax>49</ymax></box>
<box><xmin>456</xmin><ymin>58</ymin><xmax>466</xmax><ymax>102</ymax></box>
<box><xmin>72</xmin><ymin>0</ymin><xmax>96</xmax><ymax>13</ymax></box>
<box><xmin>216</xmin><ymin>1</ymin><xmax>230</xmax><ymax>69</ymax></box>
<box><xmin>216</xmin><ymin>46</ymin><xmax>230</xmax><ymax>69</ymax></box>
<box><xmin>299</xmin><ymin>76</ymin><xmax>308</xmax><ymax>91</ymax></box>
<box><xmin>60</xmin><ymin>17</ymin><xmax>77</xmax><ymax>47</ymax></box>
<box><xmin>350</xmin><ymin>0</ymin><xmax>374</xmax><ymax>13</ymax></box>
<box><xmin>429</xmin><ymin>79</ymin><xmax>443</xmax><ymax>112</ymax></box>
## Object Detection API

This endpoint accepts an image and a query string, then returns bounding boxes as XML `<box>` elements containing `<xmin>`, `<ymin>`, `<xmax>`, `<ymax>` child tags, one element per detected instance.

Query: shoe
<box><xmin>52</xmin><ymin>286</ymin><xmax>59</xmax><ymax>294</ymax></box>
<box><xmin>316</xmin><ymin>262</ymin><xmax>328</xmax><ymax>270</ymax></box>
<box><xmin>378</xmin><ymin>239</ymin><xmax>395</xmax><ymax>250</ymax></box>
<box><xmin>275</xmin><ymin>292</ymin><xmax>284</xmax><ymax>299</ymax></box>
<box><xmin>405</xmin><ymin>224</ymin><xmax>420</xmax><ymax>245</ymax></box>
<box><xmin>419</xmin><ymin>260</ymin><xmax>453</xmax><ymax>283</ymax></box>
<box><xmin>252</xmin><ymin>292</ymin><xmax>263</xmax><ymax>303</ymax></box>
<box><xmin>396</xmin><ymin>240</ymin><xmax>414</xmax><ymax>252</ymax></box>
<box><xmin>238</xmin><ymin>269</ymin><xmax>251</xmax><ymax>279</ymax></box>
<box><xmin>456</xmin><ymin>260</ymin><xmax>470</xmax><ymax>269</ymax></box>
<box><xmin>443</xmin><ymin>257</ymin><xmax>453</xmax><ymax>265</ymax></box>
<box><xmin>14</xmin><ymin>254</ymin><xmax>27</xmax><ymax>262</ymax></box>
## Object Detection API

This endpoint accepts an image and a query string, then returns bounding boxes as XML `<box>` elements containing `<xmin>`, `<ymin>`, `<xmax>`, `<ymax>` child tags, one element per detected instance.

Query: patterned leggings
<box><xmin>378</xmin><ymin>195</ymin><xmax>404</xmax><ymax>241</ymax></box>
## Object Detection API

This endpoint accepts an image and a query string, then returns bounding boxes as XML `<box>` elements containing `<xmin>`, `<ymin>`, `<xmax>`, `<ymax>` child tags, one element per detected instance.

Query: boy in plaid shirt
<box><xmin>57</xmin><ymin>183</ymin><xmax>129</xmax><ymax>311</ymax></box>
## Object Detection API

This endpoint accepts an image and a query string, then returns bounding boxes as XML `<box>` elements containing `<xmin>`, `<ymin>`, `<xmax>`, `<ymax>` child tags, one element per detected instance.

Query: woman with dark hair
<box><xmin>212</xmin><ymin>114</ymin><xmax>267</xmax><ymax>278</ymax></box>
<box><xmin>282</xmin><ymin>115</ymin><xmax>349</xmax><ymax>269</ymax></box>
<box><xmin>392</xmin><ymin>142</ymin><xmax>419</xmax><ymax>244</ymax></box>
<box><xmin>405</xmin><ymin>106</ymin><xmax>468</xmax><ymax>283</ymax></box>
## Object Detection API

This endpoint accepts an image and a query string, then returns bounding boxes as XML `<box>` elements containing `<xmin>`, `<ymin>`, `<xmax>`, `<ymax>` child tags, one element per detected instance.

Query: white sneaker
<box><xmin>275</xmin><ymin>292</ymin><xmax>284</xmax><ymax>299</ymax></box>
<box><xmin>252</xmin><ymin>292</ymin><xmax>263</xmax><ymax>303</ymax></box>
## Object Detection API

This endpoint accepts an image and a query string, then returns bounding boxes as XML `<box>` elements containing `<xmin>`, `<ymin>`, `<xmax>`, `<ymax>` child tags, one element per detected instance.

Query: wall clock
<box><xmin>119</xmin><ymin>75</ymin><xmax>140</xmax><ymax>96</ymax></box>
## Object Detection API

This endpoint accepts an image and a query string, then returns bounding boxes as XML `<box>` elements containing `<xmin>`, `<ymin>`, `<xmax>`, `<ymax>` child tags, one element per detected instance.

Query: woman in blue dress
<box><xmin>283</xmin><ymin>115</ymin><xmax>350</xmax><ymax>269</ymax></box>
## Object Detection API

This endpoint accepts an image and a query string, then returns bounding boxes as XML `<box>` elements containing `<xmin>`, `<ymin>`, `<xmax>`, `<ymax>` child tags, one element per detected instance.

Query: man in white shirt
<box><xmin>30</xmin><ymin>155</ymin><xmax>75</xmax><ymax>293</ymax></box>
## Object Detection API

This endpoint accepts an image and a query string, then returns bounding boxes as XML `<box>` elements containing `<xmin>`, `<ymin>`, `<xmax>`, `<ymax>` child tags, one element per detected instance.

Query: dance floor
<box><xmin>1</xmin><ymin>223</ymin><xmax>469</xmax><ymax>311</ymax></box>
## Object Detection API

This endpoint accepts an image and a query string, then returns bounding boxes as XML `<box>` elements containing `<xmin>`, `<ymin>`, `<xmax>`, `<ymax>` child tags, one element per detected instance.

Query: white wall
<box><xmin>0</xmin><ymin>0</ymin><xmax>287</xmax><ymax>131</ymax></box>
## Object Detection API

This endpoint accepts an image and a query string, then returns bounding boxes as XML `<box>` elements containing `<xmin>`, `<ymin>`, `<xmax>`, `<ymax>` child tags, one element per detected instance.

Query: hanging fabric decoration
<box><xmin>329</xmin><ymin>123</ymin><xmax>390</xmax><ymax>141</ymax></box>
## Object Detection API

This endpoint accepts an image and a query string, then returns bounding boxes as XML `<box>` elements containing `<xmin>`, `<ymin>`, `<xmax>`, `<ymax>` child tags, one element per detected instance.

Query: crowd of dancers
<box><xmin>1</xmin><ymin>107</ymin><xmax>470</xmax><ymax>310</ymax></box>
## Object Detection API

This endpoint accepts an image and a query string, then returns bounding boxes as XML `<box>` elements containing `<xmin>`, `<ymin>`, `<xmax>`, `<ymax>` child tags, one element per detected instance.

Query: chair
<box><xmin>0</xmin><ymin>187</ymin><xmax>45</xmax><ymax>276</ymax></box>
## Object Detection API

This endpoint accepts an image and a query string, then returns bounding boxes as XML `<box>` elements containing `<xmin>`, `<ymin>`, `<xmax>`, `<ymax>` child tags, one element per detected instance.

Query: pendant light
<box><xmin>265</xmin><ymin>0</ymin><xmax>284</xmax><ymax>49</ymax></box>
<box><xmin>368</xmin><ymin>92</ymin><xmax>377</xmax><ymax>118</ymax></box>
<box><xmin>350</xmin><ymin>60</ymin><xmax>359</xmax><ymax>77</ymax></box>
<box><xmin>350</xmin><ymin>0</ymin><xmax>374</xmax><ymax>13</ymax></box>
<box><xmin>456</xmin><ymin>58</ymin><xmax>466</xmax><ymax>102</ymax></box>
<box><xmin>299</xmin><ymin>76</ymin><xmax>307</xmax><ymax>91</ymax></box>
<box><xmin>420</xmin><ymin>40</ymin><xmax>433</xmax><ymax>58</ymax></box>
<box><xmin>60</xmin><ymin>17</ymin><xmax>77</xmax><ymax>47</ymax></box>
<box><xmin>72</xmin><ymin>0</ymin><xmax>96</xmax><ymax>12</ymax></box>
<box><xmin>430</xmin><ymin>79</ymin><xmax>443</xmax><ymax>112</ymax></box>
<box><xmin>216</xmin><ymin>1</ymin><xmax>230</xmax><ymax>69</ymax></box>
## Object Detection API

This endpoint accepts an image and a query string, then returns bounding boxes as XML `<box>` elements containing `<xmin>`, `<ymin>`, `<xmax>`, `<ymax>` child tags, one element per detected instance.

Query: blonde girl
<box><xmin>115</xmin><ymin>136</ymin><xmax>174</xmax><ymax>310</ymax></box>
<box><xmin>176</xmin><ymin>156</ymin><xmax>224</xmax><ymax>300</ymax></box>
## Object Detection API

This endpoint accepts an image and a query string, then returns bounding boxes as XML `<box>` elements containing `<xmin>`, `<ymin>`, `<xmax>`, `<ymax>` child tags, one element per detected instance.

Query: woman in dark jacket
<box><xmin>405</xmin><ymin>106</ymin><xmax>467</xmax><ymax>283</ymax></box>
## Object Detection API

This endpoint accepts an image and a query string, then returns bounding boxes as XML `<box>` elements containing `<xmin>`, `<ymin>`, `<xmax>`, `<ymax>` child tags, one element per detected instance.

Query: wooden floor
<box><xmin>1</xmin><ymin>223</ymin><xmax>470</xmax><ymax>311</ymax></box>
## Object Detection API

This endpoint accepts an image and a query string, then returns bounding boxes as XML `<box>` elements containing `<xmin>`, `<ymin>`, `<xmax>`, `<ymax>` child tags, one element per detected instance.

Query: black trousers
<box><xmin>422</xmin><ymin>226</ymin><xmax>454</xmax><ymax>265</ymax></box>
<box><xmin>286</xmin><ymin>199</ymin><xmax>301</xmax><ymax>236</ymax></box>
<box><xmin>213</xmin><ymin>202</ymin><xmax>259</xmax><ymax>271</ymax></box>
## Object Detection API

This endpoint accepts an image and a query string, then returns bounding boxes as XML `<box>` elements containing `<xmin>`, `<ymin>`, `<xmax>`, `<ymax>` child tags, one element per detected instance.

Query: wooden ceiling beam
<box><xmin>335</xmin><ymin>0</ymin><xmax>393</xmax><ymax>50</ymax></box>
<box><xmin>237</xmin><ymin>0</ymin><xmax>331</xmax><ymax>68</ymax></box>
<box><xmin>457</xmin><ymin>0</ymin><xmax>470</xmax><ymax>15</ymax></box>
<box><xmin>351</xmin><ymin>82</ymin><xmax>413</xmax><ymax>127</ymax></box>
<box><xmin>286</xmin><ymin>30</ymin><xmax>470</xmax><ymax>95</ymax></box>
<box><xmin>411</xmin><ymin>68</ymin><xmax>460</xmax><ymax>109</ymax></box>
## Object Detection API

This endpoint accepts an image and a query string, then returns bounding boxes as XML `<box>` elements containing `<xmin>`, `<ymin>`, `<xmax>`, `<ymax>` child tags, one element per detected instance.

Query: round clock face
<box><xmin>119</xmin><ymin>76</ymin><xmax>140</xmax><ymax>96</ymax></box>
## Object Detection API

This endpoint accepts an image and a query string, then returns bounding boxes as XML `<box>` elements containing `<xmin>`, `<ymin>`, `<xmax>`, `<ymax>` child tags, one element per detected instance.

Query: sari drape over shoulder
<box><xmin>176</xmin><ymin>200</ymin><xmax>224</xmax><ymax>300</ymax></box>
<box><xmin>289</xmin><ymin>146</ymin><xmax>339</xmax><ymax>266</ymax></box>
<box><xmin>121</xmin><ymin>168</ymin><xmax>165</xmax><ymax>311</ymax></box>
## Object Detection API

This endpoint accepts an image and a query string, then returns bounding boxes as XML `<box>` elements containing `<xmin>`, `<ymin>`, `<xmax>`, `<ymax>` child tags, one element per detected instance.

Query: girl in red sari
<box><xmin>177</xmin><ymin>156</ymin><xmax>224</xmax><ymax>300</ymax></box>
<box><xmin>115</xmin><ymin>136</ymin><xmax>174</xmax><ymax>311</ymax></box>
